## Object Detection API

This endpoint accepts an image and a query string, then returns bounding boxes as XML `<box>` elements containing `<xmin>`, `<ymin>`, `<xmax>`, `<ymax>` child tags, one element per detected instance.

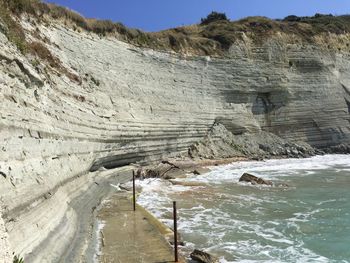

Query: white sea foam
<box><xmin>137</xmin><ymin>155</ymin><xmax>350</xmax><ymax>262</ymax></box>
<box><xmin>181</xmin><ymin>154</ymin><xmax>350</xmax><ymax>184</ymax></box>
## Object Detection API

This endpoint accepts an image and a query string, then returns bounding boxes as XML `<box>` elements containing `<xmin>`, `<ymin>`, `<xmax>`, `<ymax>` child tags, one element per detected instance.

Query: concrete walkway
<box><xmin>99</xmin><ymin>193</ymin><xmax>183</xmax><ymax>263</ymax></box>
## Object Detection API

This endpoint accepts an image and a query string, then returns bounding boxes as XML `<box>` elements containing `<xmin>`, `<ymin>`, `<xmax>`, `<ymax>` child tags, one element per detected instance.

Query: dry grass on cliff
<box><xmin>28</xmin><ymin>41</ymin><xmax>81</xmax><ymax>83</ymax></box>
<box><xmin>50</xmin><ymin>8</ymin><xmax>350</xmax><ymax>55</ymax></box>
<box><xmin>0</xmin><ymin>0</ymin><xmax>81</xmax><ymax>83</ymax></box>
<box><xmin>151</xmin><ymin>15</ymin><xmax>350</xmax><ymax>55</ymax></box>
<box><xmin>46</xmin><ymin>5</ymin><xmax>156</xmax><ymax>47</ymax></box>
<box><xmin>28</xmin><ymin>41</ymin><xmax>61</xmax><ymax>67</ymax></box>
<box><xmin>2</xmin><ymin>0</ymin><xmax>350</xmax><ymax>56</ymax></box>
<box><xmin>1</xmin><ymin>0</ymin><xmax>152</xmax><ymax>43</ymax></box>
<box><xmin>0</xmin><ymin>0</ymin><xmax>27</xmax><ymax>52</ymax></box>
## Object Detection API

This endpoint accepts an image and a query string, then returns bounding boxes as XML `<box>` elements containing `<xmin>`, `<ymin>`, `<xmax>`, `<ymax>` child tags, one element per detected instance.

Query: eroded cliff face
<box><xmin>1</xmin><ymin>18</ymin><xmax>350</xmax><ymax>262</ymax></box>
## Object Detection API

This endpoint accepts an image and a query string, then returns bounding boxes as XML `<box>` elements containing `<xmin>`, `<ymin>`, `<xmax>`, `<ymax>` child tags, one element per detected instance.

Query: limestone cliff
<box><xmin>1</xmin><ymin>10</ymin><xmax>350</xmax><ymax>263</ymax></box>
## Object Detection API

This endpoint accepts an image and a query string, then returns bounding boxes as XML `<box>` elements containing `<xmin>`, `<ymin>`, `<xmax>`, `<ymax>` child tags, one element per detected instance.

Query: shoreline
<box><xmin>94</xmin><ymin>153</ymin><xmax>349</xmax><ymax>262</ymax></box>
<box><xmin>134</xmin><ymin>154</ymin><xmax>350</xmax><ymax>262</ymax></box>
<box><xmin>93</xmin><ymin>155</ymin><xmax>295</xmax><ymax>263</ymax></box>
<box><xmin>2</xmin><ymin>6</ymin><xmax>350</xmax><ymax>261</ymax></box>
<box><xmin>94</xmin><ymin>157</ymin><xmax>250</xmax><ymax>262</ymax></box>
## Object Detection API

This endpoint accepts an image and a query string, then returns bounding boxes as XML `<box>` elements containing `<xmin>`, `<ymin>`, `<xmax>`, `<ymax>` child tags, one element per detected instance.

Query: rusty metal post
<box><xmin>173</xmin><ymin>201</ymin><xmax>178</xmax><ymax>262</ymax></box>
<box><xmin>133</xmin><ymin>170</ymin><xmax>136</xmax><ymax>211</ymax></box>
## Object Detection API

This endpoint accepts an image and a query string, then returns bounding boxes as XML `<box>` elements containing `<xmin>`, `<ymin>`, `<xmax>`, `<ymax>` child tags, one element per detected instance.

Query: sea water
<box><xmin>137</xmin><ymin>155</ymin><xmax>350</xmax><ymax>263</ymax></box>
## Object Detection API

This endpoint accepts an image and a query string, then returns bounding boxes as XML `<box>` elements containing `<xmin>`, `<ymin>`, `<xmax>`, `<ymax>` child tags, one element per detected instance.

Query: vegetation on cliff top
<box><xmin>200</xmin><ymin>11</ymin><xmax>229</xmax><ymax>25</ymax></box>
<box><xmin>0</xmin><ymin>0</ymin><xmax>83</xmax><ymax>82</ymax></box>
<box><xmin>1</xmin><ymin>0</ymin><xmax>350</xmax><ymax>57</ymax></box>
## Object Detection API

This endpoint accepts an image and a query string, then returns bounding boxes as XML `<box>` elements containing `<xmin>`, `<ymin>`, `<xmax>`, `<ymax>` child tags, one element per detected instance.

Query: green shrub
<box><xmin>282</xmin><ymin>13</ymin><xmax>350</xmax><ymax>35</ymax></box>
<box><xmin>201</xmin><ymin>11</ymin><xmax>229</xmax><ymax>25</ymax></box>
<box><xmin>283</xmin><ymin>15</ymin><xmax>301</xmax><ymax>22</ymax></box>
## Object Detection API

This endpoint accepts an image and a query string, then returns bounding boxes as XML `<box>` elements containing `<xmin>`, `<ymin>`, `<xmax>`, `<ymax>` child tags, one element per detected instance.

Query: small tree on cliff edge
<box><xmin>201</xmin><ymin>11</ymin><xmax>229</xmax><ymax>25</ymax></box>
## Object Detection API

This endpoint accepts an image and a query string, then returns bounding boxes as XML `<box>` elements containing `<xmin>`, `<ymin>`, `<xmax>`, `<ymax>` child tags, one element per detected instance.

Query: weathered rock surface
<box><xmin>188</xmin><ymin>123</ymin><xmax>318</xmax><ymax>160</ymax></box>
<box><xmin>190</xmin><ymin>249</ymin><xmax>219</xmax><ymax>263</ymax></box>
<box><xmin>324</xmin><ymin>143</ymin><xmax>350</xmax><ymax>154</ymax></box>
<box><xmin>0</xmin><ymin>209</ymin><xmax>12</xmax><ymax>263</ymax></box>
<box><xmin>135</xmin><ymin>161</ymin><xmax>181</xmax><ymax>179</ymax></box>
<box><xmin>239</xmin><ymin>173</ymin><xmax>273</xmax><ymax>186</ymax></box>
<box><xmin>0</xmin><ymin>15</ymin><xmax>350</xmax><ymax>262</ymax></box>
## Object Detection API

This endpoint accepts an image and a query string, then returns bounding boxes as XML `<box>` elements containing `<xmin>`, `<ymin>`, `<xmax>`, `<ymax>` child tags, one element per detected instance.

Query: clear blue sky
<box><xmin>45</xmin><ymin>0</ymin><xmax>350</xmax><ymax>32</ymax></box>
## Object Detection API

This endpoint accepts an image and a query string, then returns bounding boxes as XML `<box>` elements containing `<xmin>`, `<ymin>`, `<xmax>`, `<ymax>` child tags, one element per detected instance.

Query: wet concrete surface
<box><xmin>99</xmin><ymin>192</ymin><xmax>184</xmax><ymax>263</ymax></box>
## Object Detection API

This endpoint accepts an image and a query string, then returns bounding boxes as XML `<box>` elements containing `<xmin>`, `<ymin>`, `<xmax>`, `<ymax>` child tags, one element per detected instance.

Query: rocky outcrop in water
<box><xmin>190</xmin><ymin>249</ymin><xmax>219</xmax><ymax>263</ymax></box>
<box><xmin>239</xmin><ymin>173</ymin><xmax>273</xmax><ymax>186</ymax></box>
<box><xmin>1</xmin><ymin>12</ymin><xmax>350</xmax><ymax>262</ymax></box>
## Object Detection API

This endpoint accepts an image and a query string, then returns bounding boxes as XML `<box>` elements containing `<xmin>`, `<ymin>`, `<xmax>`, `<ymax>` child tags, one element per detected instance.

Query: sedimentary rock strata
<box><xmin>0</xmin><ymin>15</ymin><xmax>350</xmax><ymax>262</ymax></box>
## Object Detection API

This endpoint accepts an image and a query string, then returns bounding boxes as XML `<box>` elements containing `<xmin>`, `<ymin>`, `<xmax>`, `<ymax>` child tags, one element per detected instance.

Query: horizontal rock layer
<box><xmin>0</xmin><ymin>19</ymin><xmax>350</xmax><ymax>262</ymax></box>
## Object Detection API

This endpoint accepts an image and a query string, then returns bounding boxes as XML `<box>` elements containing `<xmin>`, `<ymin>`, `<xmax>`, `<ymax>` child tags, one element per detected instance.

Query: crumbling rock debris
<box><xmin>136</xmin><ymin>161</ymin><xmax>180</xmax><ymax>179</ymax></box>
<box><xmin>324</xmin><ymin>143</ymin><xmax>350</xmax><ymax>154</ymax></box>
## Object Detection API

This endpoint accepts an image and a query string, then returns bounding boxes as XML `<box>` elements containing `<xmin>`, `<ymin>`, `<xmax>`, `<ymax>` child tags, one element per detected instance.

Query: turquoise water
<box><xmin>138</xmin><ymin>155</ymin><xmax>350</xmax><ymax>262</ymax></box>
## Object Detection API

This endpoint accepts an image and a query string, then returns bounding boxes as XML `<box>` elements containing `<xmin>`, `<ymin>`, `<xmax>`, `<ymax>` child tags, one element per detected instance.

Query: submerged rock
<box><xmin>239</xmin><ymin>173</ymin><xmax>273</xmax><ymax>186</ymax></box>
<box><xmin>190</xmin><ymin>249</ymin><xmax>219</xmax><ymax>263</ymax></box>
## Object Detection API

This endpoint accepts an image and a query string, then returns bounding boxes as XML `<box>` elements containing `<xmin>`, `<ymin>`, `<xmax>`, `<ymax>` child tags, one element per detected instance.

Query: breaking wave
<box><xmin>138</xmin><ymin>155</ymin><xmax>350</xmax><ymax>262</ymax></box>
